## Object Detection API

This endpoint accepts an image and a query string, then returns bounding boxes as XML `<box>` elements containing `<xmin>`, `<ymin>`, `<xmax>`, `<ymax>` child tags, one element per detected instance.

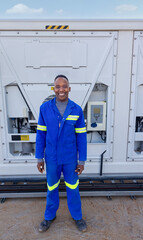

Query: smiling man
<box><xmin>36</xmin><ymin>75</ymin><xmax>87</xmax><ymax>232</ymax></box>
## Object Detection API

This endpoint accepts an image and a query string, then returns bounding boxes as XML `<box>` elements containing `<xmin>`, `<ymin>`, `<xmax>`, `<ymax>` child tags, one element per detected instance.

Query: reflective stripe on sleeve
<box><xmin>37</xmin><ymin>125</ymin><xmax>47</xmax><ymax>131</ymax></box>
<box><xmin>66</xmin><ymin>115</ymin><xmax>79</xmax><ymax>121</ymax></box>
<box><xmin>64</xmin><ymin>179</ymin><xmax>79</xmax><ymax>189</ymax></box>
<box><xmin>47</xmin><ymin>180</ymin><xmax>60</xmax><ymax>191</ymax></box>
<box><xmin>75</xmin><ymin>127</ymin><xmax>86</xmax><ymax>133</ymax></box>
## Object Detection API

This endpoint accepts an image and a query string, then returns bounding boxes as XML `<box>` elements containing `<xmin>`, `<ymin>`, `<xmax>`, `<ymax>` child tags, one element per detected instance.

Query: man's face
<box><xmin>54</xmin><ymin>77</ymin><xmax>71</xmax><ymax>102</ymax></box>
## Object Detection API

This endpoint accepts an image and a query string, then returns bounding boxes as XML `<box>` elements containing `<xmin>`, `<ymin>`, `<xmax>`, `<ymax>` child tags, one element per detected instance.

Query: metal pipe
<box><xmin>1</xmin><ymin>174</ymin><xmax>143</xmax><ymax>183</ymax></box>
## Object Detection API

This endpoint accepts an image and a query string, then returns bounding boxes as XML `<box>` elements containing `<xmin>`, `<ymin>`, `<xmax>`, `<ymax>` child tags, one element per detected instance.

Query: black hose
<box><xmin>100</xmin><ymin>150</ymin><xmax>106</xmax><ymax>176</ymax></box>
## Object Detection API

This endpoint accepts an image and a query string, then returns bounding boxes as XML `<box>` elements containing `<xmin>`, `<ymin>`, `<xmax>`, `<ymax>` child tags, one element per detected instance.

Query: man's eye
<box><xmin>55</xmin><ymin>85</ymin><xmax>68</xmax><ymax>89</ymax></box>
<box><xmin>63</xmin><ymin>85</ymin><xmax>68</xmax><ymax>89</ymax></box>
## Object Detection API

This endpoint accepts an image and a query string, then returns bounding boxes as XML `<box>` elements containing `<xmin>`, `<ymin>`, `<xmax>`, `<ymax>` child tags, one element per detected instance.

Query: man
<box><xmin>36</xmin><ymin>75</ymin><xmax>87</xmax><ymax>232</ymax></box>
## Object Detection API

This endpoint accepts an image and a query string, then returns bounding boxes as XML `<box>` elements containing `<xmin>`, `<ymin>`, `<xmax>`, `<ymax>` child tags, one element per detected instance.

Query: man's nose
<box><xmin>59</xmin><ymin>87</ymin><xmax>65</xmax><ymax>91</ymax></box>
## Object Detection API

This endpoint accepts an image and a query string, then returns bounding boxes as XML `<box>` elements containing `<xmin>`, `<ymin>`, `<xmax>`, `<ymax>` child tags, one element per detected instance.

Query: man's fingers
<box><xmin>37</xmin><ymin>162</ymin><xmax>44</xmax><ymax>173</ymax></box>
<box><xmin>39</xmin><ymin>166</ymin><xmax>43</xmax><ymax>173</ymax></box>
<box><xmin>77</xmin><ymin>169</ymin><xmax>82</xmax><ymax>175</ymax></box>
<box><xmin>75</xmin><ymin>165</ymin><xmax>84</xmax><ymax>175</ymax></box>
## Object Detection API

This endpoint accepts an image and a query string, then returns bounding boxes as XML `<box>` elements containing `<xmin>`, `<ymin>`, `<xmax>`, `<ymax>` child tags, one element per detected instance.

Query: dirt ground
<box><xmin>0</xmin><ymin>196</ymin><xmax>143</xmax><ymax>240</ymax></box>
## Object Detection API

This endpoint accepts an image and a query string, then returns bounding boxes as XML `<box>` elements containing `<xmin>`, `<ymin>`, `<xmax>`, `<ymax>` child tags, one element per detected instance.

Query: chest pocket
<box><xmin>66</xmin><ymin>115</ymin><xmax>79</xmax><ymax>128</ymax></box>
<box><xmin>66</xmin><ymin>120</ymin><xmax>76</xmax><ymax>126</ymax></box>
<box><xmin>65</xmin><ymin>115</ymin><xmax>79</xmax><ymax>138</ymax></box>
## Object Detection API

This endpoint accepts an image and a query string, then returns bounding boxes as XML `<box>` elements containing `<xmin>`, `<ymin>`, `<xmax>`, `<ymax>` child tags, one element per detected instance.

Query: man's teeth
<box><xmin>59</xmin><ymin>93</ymin><xmax>65</xmax><ymax>96</ymax></box>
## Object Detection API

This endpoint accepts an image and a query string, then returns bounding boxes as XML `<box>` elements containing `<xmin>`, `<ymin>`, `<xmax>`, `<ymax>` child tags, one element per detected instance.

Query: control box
<box><xmin>87</xmin><ymin>101</ymin><xmax>106</xmax><ymax>131</ymax></box>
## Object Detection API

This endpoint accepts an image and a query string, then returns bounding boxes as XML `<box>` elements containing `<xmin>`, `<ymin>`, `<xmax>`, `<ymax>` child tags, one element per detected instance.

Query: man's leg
<box><xmin>44</xmin><ymin>163</ymin><xmax>62</xmax><ymax>220</ymax></box>
<box><xmin>63</xmin><ymin>162</ymin><xmax>87</xmax><ymax>232</ymax></box>
<box><xmin>63</xmin><ymin>162</ymin><xmax>82</xmax><ymax>220</ymax></box>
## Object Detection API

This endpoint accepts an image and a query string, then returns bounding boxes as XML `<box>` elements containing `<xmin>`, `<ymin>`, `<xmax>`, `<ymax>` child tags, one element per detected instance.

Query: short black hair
<box><xmin>54</xmin><ymin>75</ymin><xmax>69</xmax><ymax>82</ymax></box>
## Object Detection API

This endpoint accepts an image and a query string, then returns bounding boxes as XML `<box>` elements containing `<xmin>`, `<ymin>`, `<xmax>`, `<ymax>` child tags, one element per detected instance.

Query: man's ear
<box><xmin>69</xmin><ymin>87</ymin><xmax>71</xmax><ymax>92</ymax></box>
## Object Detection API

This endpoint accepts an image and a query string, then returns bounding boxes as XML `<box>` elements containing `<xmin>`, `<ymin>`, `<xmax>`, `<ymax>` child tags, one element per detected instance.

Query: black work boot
<box><xmin>39</xmin><ymin>217</ymin><xmax>56</xmax><ymax>232</ymax></box>
<box><xmin>74</xmin><ymin>218</ymin><xmax>87</xmax><ymax>232</ymax></box>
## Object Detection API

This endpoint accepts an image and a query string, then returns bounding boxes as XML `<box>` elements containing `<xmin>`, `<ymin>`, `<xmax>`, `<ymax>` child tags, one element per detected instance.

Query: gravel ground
<box><xmin>0</xmin><ymin>196</ymin><xmax>143</xmax><ymax>240</ymax></box>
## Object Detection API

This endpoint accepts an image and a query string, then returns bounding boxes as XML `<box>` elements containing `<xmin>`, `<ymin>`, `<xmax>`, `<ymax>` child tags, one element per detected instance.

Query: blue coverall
<box><xmin>36</xmin><ymin>97</ymin><xmax>87</xmax><ymax>220</ymax></box>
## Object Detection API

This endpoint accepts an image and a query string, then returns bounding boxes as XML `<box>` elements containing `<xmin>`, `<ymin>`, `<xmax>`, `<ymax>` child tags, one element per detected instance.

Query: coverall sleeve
<box><xmin>35</xmin><ymin>106</ymin><xmax>47</xmax><ymax>159</ymax></box>
<box><xmin>75</xmin><ymin>108</ymin><xmax>87</xmax><ymax>162</ymax></box>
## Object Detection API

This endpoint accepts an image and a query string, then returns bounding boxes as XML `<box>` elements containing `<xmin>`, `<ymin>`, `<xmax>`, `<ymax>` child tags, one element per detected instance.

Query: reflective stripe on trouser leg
<box><xmin>63</xmin><ymin>163</ymin><xmax>82</xmax><ymax>220</ymax></box>
<box><xmin>44</xmin><ymin>164</ymin><xmax>62</xmax><ymax>220</ymax></box>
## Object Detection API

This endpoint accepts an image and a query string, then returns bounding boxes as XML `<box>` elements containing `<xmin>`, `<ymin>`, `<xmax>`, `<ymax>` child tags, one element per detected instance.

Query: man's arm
<box><xmin>35</xmin><ymin>106</ymin><xmax>47</xmax><ymax>173</ymax></box>
<box><xmin>75</xmin><ymin>107</ymin><xmax>87</xmax><ymax>175</ymax></box>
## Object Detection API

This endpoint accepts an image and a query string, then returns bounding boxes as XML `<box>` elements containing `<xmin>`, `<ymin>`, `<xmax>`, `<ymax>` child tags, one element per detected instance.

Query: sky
<box><xmin>0</xmin><ymin>0</ymin><xmax>143</xmax><ymax>19</ymax></box>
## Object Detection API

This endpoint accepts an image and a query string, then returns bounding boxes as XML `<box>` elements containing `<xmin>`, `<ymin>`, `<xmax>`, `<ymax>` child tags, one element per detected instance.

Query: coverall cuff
<box><xmin>37</xmin><ymin>158</ymin><xmax>44</xmax><ymax>163</ymax></box>
<box><xmin>78</xmin><ymin>161</ymin><xmax>85</xmax><ymax>165</ymax></box>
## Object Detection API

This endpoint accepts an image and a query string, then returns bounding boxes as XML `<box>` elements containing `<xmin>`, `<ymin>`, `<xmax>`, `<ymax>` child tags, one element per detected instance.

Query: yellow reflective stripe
<box><xmin>66</xmin><ymin>115</ymin><xmax>79</xmax><ymax>120</ymax></box>
<box><xmin>68</xmin><ymin>115</ymin><xmax>79</xmax><ymax>118</ymax></box>
<box><xmin>75</xmin><ymin>127</ymin><xmax>86</xmax><ymax>133</ymax></box>
<box><xmin>37</xmin><ymin>125</ymin><xmax>47</xmax><ymax>131</ymax></box>
<box><xmin>65</xmin><ymin>179</ymin><xmax>79</xmax><ymax>189</ymax></box>
<box><xmin>75</xmin><ymin>130</ymin><xmax>86</xmax><ymax>133</ymax></box>
<box><xmin>37</xmin><ymin>128</ymin><xmax>47</xmax><ymax>131</ymax></box>
<box><xmin>37</xmin><ymin>125</ymin><xmax>47</xmax><ymax>129</ymax></box>
<box><xmin>66</xmin><ymin>118</ymin><xmax>78</xmax><ymax>120</ymax></box>
<box><xmin>47</xmin><ymin>180</ymin><xmax>60</xmax><ymax>191</ymax></box>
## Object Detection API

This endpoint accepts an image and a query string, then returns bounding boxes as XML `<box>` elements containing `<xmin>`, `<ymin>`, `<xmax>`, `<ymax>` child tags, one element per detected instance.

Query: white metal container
<box><xmin>0</xmin><ymin>20</ymin><xmax>143</xmax><ymax>177</ymax></box>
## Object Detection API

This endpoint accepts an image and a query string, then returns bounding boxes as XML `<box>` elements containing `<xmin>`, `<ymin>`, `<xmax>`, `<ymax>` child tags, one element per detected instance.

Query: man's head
<box><xmin>54</xmin><ymin>75</ymin><xmax>71</xmax><ymax>102</ymax></box>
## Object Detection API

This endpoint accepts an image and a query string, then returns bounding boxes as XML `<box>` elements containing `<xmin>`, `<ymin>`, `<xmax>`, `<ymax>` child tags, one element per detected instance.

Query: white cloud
<box><xmin>116</xmin><ymin>4</ymin><xmax>138</xmax><ymax>14</ymax></box>
<box><xmin>56</xmin><ymin>9</ymin><xmax>64</xmax><ymax>14</ymax></box>
<box><xmin>6</xmin><ymin>4</ymin><xmax>43</xmax><ymax>14</ymax></box>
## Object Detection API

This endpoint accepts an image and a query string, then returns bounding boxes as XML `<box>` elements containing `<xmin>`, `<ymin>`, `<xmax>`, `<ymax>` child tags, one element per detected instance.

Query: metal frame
<box><xmin>0</xmin><ymin>19</ymin><xmax>143</xmax><ymax>31</ymax></box>
<box><xmin>128</xmin><ymin>31</ymin><xmax>143</xmax><ymax>161</ymax></box>
<box><xmin>1</xmin><ymin>174</ymin><xmax>143</xmax><ymax>198</ymax></box>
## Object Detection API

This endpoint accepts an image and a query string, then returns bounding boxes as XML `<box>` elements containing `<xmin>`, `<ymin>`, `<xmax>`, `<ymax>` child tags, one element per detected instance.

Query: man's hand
<box><xmin>75</xmin><ymin>164</ymin><xmax>84</xmax><ymax>175</ymax></box>
<box><xmin>37</xmin><ymin>162</ymin><xmax>45</xmax><ymax>173</ymax></box>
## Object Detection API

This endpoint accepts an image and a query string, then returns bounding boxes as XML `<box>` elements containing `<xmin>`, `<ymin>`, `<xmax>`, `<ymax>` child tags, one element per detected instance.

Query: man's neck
<box><xmin>56</xmin><ymin>98</ymin><xmax>68</xmax><ymax>103</ymax></box>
